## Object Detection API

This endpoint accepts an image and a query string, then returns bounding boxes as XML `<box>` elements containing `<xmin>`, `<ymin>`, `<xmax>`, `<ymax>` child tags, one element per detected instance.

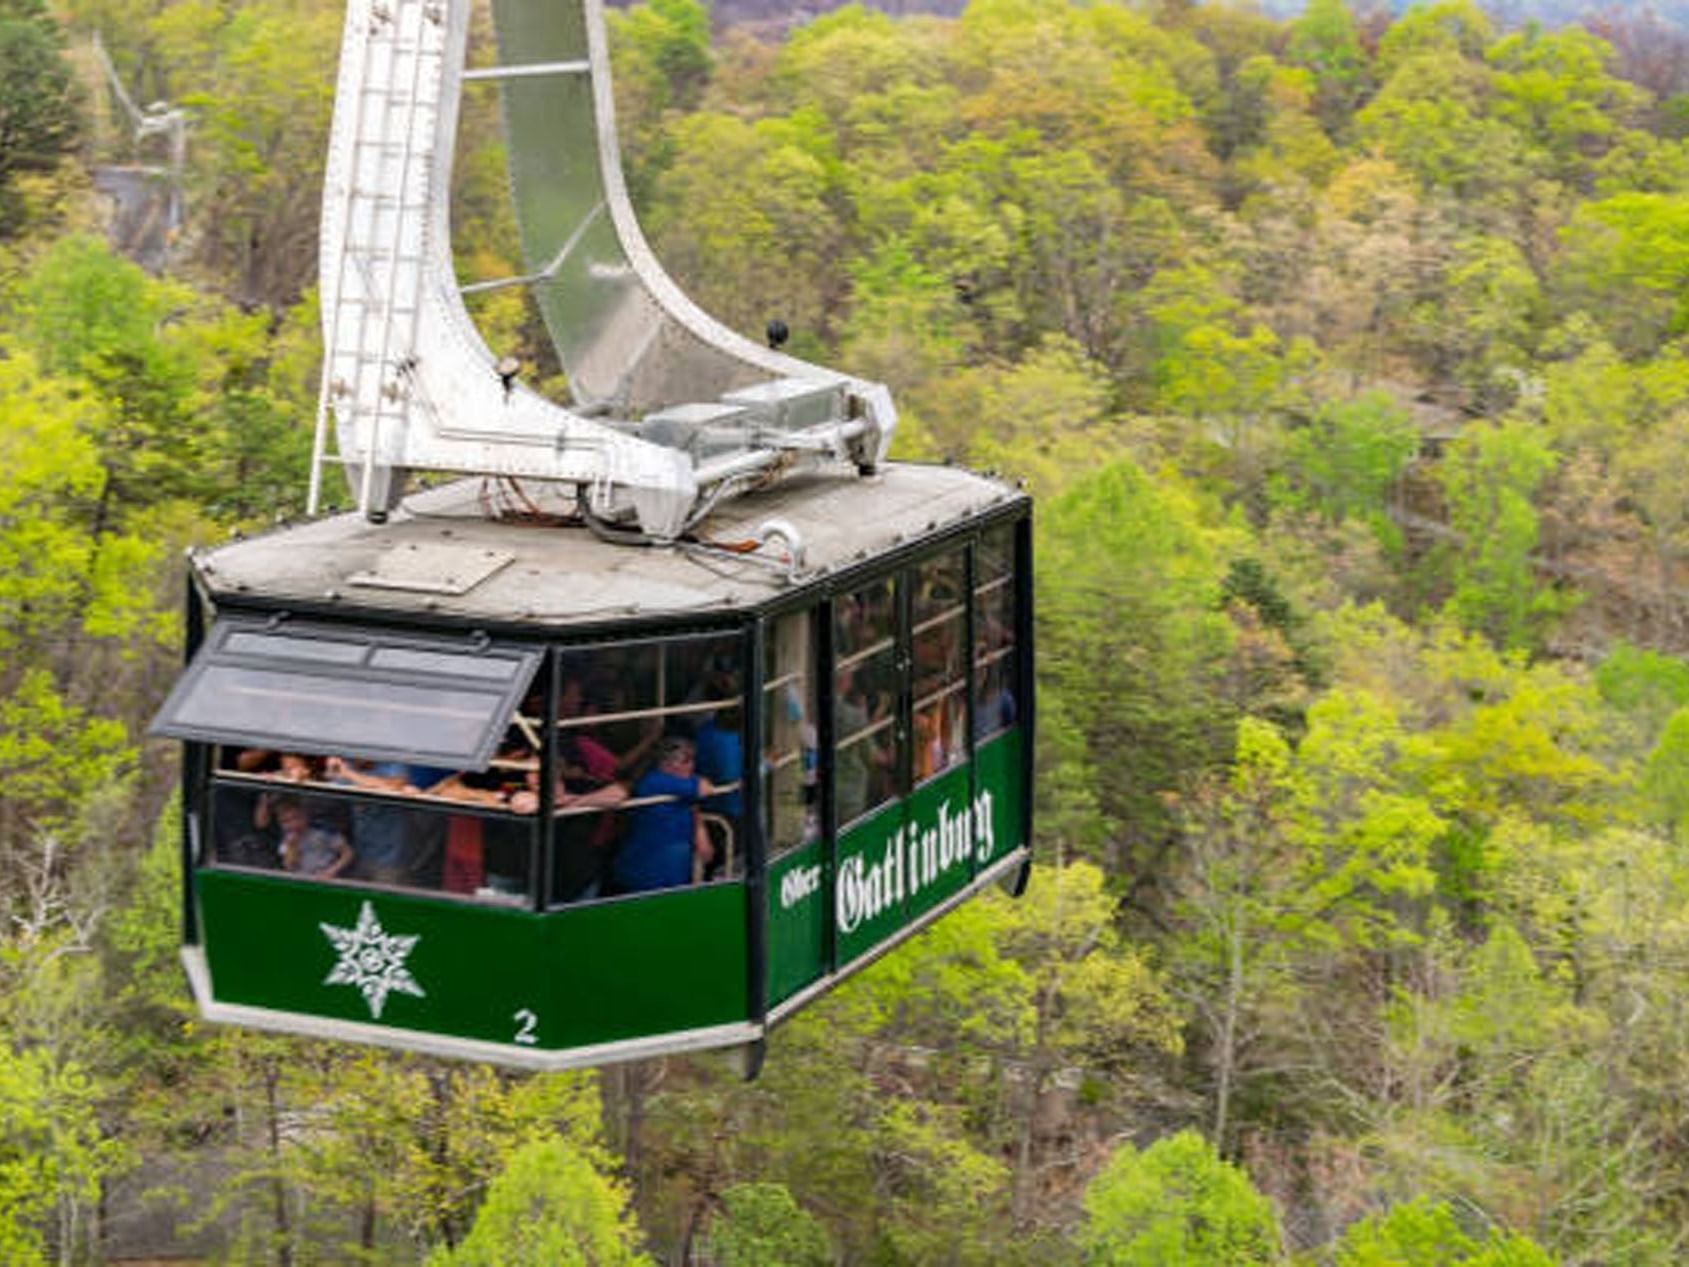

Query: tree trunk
<box><xmin>1212</xmin><ymin>903</ymin><xmax>1245</xmax><ymax>1155</ymax></box>
<box><xmin>263</xmin><ymin>1059</ymin><xmax>293</xmax><ymax>1267</ymax></box>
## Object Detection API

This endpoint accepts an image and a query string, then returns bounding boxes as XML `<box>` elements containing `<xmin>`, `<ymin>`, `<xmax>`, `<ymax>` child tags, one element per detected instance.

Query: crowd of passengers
<box><xmin>214</xmin><ymin>668</ymin><xmax>746</xmax><ymax>903</ymax></box>
<box><xmin>212</xmin><ymin>628</ymin><xmax>1015</xmax><ymax>900</ymax></box>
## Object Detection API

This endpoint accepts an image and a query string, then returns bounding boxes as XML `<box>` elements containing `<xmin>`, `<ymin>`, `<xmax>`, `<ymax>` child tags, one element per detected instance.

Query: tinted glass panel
<box><xmin>177</xmin><ymin>665</ymin><xmax>503</xmax><ymax>758</ymax></box>
<box><xmin>835</xmin><ymin>578</ymin><xmax>900</xmax><ymax>826</ymax></box>
<box><xmin>913</xmin><ymin>550</ymin><xmax>967</xmax><ymax>784</ymax></box>
<box><xmin>223</xmin><ymin>631</ymin><xmax>368</xmax><ymax>663</ymax></box>
<box><xmin>209</xmin><ymin>779</ymin><xmax>536</xmax><ymax>904</ymax></box>
<box><xmin>974</xmin><ymin>524</ymin><xmax>1019</xmax><ymax>742</ymax></box>
<box><xmin>369</xmin><ymin>647</ymin><xmax>525</xmax><ymax>680</ymax></box>
<box><xmin>151</xmin><ymin>620</ymin><xmax>542</xmax><ymax>768</ymax></box>
<box><xmin>547</xmin><ymin>630</ymin><xmax>745</xmax><ymax>907</ymax></box>
<box><xmin>763</xmin><ymin>608</ymin><xmax>818</xmax><ymax>857</ymax></box>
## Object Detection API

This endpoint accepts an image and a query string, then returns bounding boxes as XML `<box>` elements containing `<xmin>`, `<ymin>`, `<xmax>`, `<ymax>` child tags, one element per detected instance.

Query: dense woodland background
<box><xmin>10</xmin><ymin>0</ymin><xmax>1689</xmax><ymax>1260</ymax></box>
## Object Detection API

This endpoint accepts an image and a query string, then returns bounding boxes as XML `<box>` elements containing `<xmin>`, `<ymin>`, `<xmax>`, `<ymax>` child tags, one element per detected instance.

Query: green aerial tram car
<box><xmin>149</xmin><ymin>0</ymin><xmax>1034</xmax><ymax>1071</ymax></box>
<box><xmin>153</xmin><ymin>471</ymin><xmax>1031</xmax><ymax>1071</ymax></box>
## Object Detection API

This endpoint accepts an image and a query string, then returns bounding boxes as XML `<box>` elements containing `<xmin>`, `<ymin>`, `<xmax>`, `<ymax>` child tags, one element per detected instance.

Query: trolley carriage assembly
<box><xmin>152</xmin><ymin>0</ymin><xmax>1032</xmax><ymax>1072</ymax></box>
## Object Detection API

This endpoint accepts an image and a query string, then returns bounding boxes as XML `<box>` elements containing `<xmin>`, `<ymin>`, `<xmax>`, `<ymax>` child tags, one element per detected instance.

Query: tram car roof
<box><xmin>195</xmin><ymin>463</ymin><xmax>1026</xmax><ymax>631</ymax></box>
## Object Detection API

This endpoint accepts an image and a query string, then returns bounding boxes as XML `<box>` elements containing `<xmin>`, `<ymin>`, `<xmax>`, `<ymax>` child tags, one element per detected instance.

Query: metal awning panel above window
<box><xmin>150</xmin><ymin>620</ymin><xmax>542</xmax><ymax>769</ymax></box>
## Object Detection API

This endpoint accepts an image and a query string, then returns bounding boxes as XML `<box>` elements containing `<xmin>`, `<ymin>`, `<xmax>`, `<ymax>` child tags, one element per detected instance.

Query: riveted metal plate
<box><xmin>349</xmin><ymin>542</ymin><xmax>514</xmax><ymax>595</ymax></box>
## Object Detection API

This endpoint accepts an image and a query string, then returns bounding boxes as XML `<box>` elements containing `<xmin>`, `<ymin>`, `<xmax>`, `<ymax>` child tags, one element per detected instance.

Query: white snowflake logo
<box><xmin>320</xmin><ymin>900</ymin><xmax>426</xmax><ymax>1019</ymax></box>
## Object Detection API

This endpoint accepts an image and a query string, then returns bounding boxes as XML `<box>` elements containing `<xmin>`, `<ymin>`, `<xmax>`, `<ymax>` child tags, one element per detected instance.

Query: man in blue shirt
<box><xmin>612</xmin><ymin>736</ymin><xmax>718</xmax><ymax>893</ymax></box>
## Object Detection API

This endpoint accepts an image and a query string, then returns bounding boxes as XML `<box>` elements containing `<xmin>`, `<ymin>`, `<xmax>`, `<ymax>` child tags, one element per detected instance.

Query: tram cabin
<box><xmin>152</xmin><ymin>466</ymin><xmax>1032</xmax><ymax>1071</ymax></box>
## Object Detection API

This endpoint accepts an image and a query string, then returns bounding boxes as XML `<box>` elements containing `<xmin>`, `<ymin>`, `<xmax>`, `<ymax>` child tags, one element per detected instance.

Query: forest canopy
<box><xmin>7</xmin><ymin>0</ymin><xmax>1689</xmax><ymax>1261</ymax></box>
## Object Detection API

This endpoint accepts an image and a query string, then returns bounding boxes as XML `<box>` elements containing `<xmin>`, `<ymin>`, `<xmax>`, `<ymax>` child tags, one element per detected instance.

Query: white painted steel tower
<box><xmin>307</xmin><ymin>0</ymin><xmax>896</xmax><ymax>539</ymax></box>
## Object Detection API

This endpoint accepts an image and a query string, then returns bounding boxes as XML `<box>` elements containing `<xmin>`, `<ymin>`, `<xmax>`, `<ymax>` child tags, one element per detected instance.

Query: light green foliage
<box><xmin>651</xmin><ymin>107</ymin><xmax>847</xmax><ymax>346</ymax></box>
<box><xmin>1414</xmin><ymin>235</ymin><xmax>1541</xmax><ymax>406</ymax></box>
<box><xmin>1330</xmin><ymin>1198</ymin><xmax>1554</xmax><ymax>1266</ymax></box>
<box><xmin>1487</xmin><ymin>24</ymin><xmax>1641</xmax><ymax>186</ymax></box>
<box><xmin>0</xmin><ymin>347</ymin><xmax>107</xmax><ymax>653</ymax></box>
<box><xmin>0</xmin><ymin>1045</ymin><xmax>117</xmax><ymax>1266</ymax></box>
<box><xmin>1641</xmin><ymin>707</ymin><xmax>1689</xmax><ymax>838</ymax></box>
<box><xmin>1273</xmin><ymin>392</ymin><xmax>1418</xmax><ymax>545</ymax></box>
<box><xmin>149</xmin><ymin>0</ymin><xmax>340</xmax><ymax>305</ymax></box>
<box><xmin>609</xmin><ymin>0</ymin><xmax>713</xmax><ymax>196</ymax></box>
<box><xmin>707</xmin><ymin>1183</ymin><xmax>831</xmax><ymax>1267</ymax></box>
<box><xmin>1436</xmin><ymin>420</ymin><xmax>1569</xmax><ymax>651</ymax></box>
<box><xmin>1555</xmin><ymin>193</ymin><xmax>1689</xmax><ymax>355</ymax></box>
<box><xmin>1039</xmin><ymin>457</ymin><xmax>1240</xmax><ymax>862</ymax></box>
<box><xmin>1081</xmin><ymin>1129</ymin><xmax>1280</xmax><ymax>1266</ymax></box>
<box><xmin>959</xmin><ymin>334</ymin><xmax>1117</xmax><ymax>492</ymax></box>
<box><xmin>1286</xmin><ymin>0</ymin><xmax>1369</xmax><ymax>136</ymax></box>
<box><xmin>1145</xmin><ymin>265</ymin><xmax>1304</xmax><ymax>429</ymax></box>
<box><xmin>1354</xmin><ymin>49</ymin><xmax>1522</xmax><ymax>201</ymax></box>
<box><xmin>1374</xmin><ymin>1</ymin><xmax>1493</xmax><ymax>79</ymax></box>
<box><xmin>0</xmin><ymin>0</ymin><xmax>79</xmax><ymax>233</ymax></box>
<box><xmin>14</xmin><ymin>234</ymin><xmax>311</xmax><ymax>529</ymax></box>
<box><xmin>1593</xmin><ymin>642</ymin><xmax>1689</xmax><ymax>744</ymax></box>
<box><xmin>428</xmin><ymin>1135</ymin><xmax>652</xmax><ymax>1266</ymax></box>
<box><xmin>0</xmin><ymin>669</ymin><xmax>131</xmax><ymax>844</ymax></box>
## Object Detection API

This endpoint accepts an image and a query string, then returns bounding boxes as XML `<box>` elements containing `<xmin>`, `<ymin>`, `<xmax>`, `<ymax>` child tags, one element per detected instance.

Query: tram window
<box><xmin>153</xmin><ymin>620</ymin><xmax>543</xmax><ymax>769</ymax></box>
<box><xmin>913</xmin><ymin>550</ymin><xmax>967</xmax><ymax>784</ymax></box>
<box><xmin>974</xmin><ymin>524</ymin><xmax>1019</xmax><ymax>741</ymax></box>
<box><xmin>548</xmin><ymin>632</ymin><xmax>746</xmax><ymax>906</ymax></box>
<box><xmin>763</xmin><ymin>608</ymin><xmax>818</xmax><ymax>857</ymax></box>
<box><xmin>207</xmin><ymin>743</ymin><xmax>538</xmax><ymax>904</ymax></box>
<box><xmin>835</xmin><ymin>577</ymin><xmax>901</xmax><ymax>826</ymax></box>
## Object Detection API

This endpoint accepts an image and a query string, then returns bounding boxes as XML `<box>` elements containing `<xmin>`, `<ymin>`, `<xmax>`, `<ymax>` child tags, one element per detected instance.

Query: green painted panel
<box><xmin>766</xmin><ymin>839</ymin><xmax>825</xmax><ymax>1006</ymax></box>
<box><xmin>198</xmin><ymin>871</ymin><xmax>747</xmax><ymax>1051</ymax></box>
<box><xmin>902</xmin><ymin>764</ymin><xmax>982</xmax><ymax>925</ymax></box>
<box><xmin>974</xmin><ymin>729</ymin><xmax>1024</xmax><ymax>867</ymax></box>
<box><xmin>833</xmin><ymin>800</ymin><xmax>905</xmax><ymax>964</ymax></box>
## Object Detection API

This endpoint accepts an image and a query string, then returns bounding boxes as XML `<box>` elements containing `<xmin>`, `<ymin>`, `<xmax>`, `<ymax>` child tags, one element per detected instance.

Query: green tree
<box><xmin>0</xmin><ymin>0</ymin><xmax>79</xmax><ymax>233</ymax></box>
<box><xmin>1273</xmin><ymin>392</ymin><xmax>1418</xmax><ymax>548</ymax></box>
<box><xmin>1436</xmin><ymin>420</ymin><xmax>1568</xmax><ymax>650</ymax></box>
<box><xmin>1286</xmin><ymin>0</ymin><xmax>1369</xmax><ymax>138</ymax></box>
<box><xmin>1329</xmin><ymin>1198</ymin><xmax>1554</xmax><ymax>1266</ymax></box>
<box><xmin>428</xmin><ymin>1135</ymin><xmax>652</xmax><ymax>1266</ymax></box>
<box><xmin>1555</xmin><ymin>193</ymin><xmax>1689</xmax><ymax>356</ymax></box>
<box><xmin>1080</xmin><ymin>1129</ymin><xmax>1280</xmax><ymax>1265</ymax></box>
<box><xmin>1038</xmin><ymin>458</ymin><xmax>1240</xmax><ymax>868</ymax></box>
<box><xmin>707</xmin><ymin>1183</ymin><xmax>831</xmax><ymax>1267</ymax></box>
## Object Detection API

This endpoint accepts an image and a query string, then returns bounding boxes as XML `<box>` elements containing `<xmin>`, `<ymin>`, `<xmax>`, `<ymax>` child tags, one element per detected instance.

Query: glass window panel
<box><xmin>210</xmin><ymin>777</ymin><xmax>536</xmax><ymax>903</ymax></box>
<box><xmin>978</xmin><ymin>523</ymin><xmax>1014</xmax><ymax>584</ymax></box>
<box><xmin>548</xmin><ymin>779</ymin><xmax>742</xmax><ymax>907</ymax></box>
<box><xmin>547</xmin><ymin>631</ymin><xmax>745</xmax><ymax>905</ymax></box>
<box><xmin>763</xmin><ymin>609</ymin><xmax>818</xmax><ymax>857</ymax></box>
<box><xmin>973</xmin><ymin>524</ymin><xmax>1019</xmax><ymax>743</ymax></box>
<box><xmin>835</xmin><ymin>576</ymin><xmax>895</xmax><ymax>663</ymax></box>
<box><xmin>913</xmin><ymin>550</ymin><xmax>967</xmax><ymax>783</ymax></box>
<box><xmin>223</xmin><ymin>631</ymin><xmax>369</xmax><ymax>664</ymax></box>
<box><xmin>369</xmin><ymin>647</ymin><xmax>525</xmax><ymax>681</ymax></box>
<box><xmin>835</xmin><ymin>581</ymin><xmax>901</xmax><ymax>826</ymax></box>
<box><xmin>153</xmin><ymin>621</ymin><xmax>542</xmax><ymax>768</ymax></box>
<box><xmin>176</xmin><ymin>665</ymin><xmax>506</xmax><ymax>761</ymax></box>
<box><xmin>557</xmin><ymin>632</ymin><xmax>740</xmax><ymax>731</ymax></box>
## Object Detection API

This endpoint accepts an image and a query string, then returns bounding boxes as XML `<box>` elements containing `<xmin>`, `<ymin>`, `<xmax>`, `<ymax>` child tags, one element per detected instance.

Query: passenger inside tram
<box><xmin>609</xmin><ymin>735</ymin><xmax>718</xmax><ymax>894</ymax></box>
<box><xmin>210</xmin><ymin>652</ymin><xmax>749</xmax><ymax>903</ymax></box>
<box><xmin>271</xmin><ymin>794</ymin><xmax>353</xmax><ymax>879</ymax></box>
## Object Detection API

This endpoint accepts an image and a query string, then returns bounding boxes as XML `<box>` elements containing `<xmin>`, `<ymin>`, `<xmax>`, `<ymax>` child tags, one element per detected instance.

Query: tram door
<box><xmin>762</xmin><ymin>603</ymin><xmax>825</xmax><ymax>1005</ymax></box>
<box><xmin>763</xmin><ymin>523</ymin><xmax>1028</xmax><ymax>1007</ymax></box>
